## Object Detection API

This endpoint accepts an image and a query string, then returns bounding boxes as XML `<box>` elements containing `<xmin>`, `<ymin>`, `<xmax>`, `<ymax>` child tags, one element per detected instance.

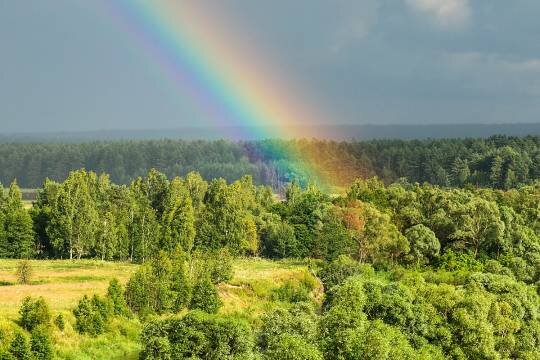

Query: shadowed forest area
<box><xmin>0</xmin><ymin>136</ymin><xmax>539</xmax><ymax>190</ymax></box>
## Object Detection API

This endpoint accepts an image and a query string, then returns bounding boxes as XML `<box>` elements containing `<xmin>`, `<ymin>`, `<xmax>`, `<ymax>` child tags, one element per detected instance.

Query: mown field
<box><xmin>0</xmin><ymin>258</ymin><xmax>313</xmax><ymax>359</ymax></box>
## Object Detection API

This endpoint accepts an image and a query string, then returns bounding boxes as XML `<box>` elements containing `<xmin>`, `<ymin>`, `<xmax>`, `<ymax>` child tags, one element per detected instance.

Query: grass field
<box><xmin>0</xmin><ymin>258</ymin><xmax>313</xmax><ymax>359</ymax></box>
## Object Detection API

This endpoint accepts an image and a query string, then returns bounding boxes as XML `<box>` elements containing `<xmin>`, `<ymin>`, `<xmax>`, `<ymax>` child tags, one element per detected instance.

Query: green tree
<box><xmin>73</xmin><ymin>295</ymin><xmax>105</xmax><ymax>336</ymax></box>
<box><xmin>405</xmin><ymin>224</ymin><xmax>440</xmax><ymax>265</ymax></box>
<box><xmin>106</xmin><ymin>278</ymin><xmax>129</xmax><ymax>317</ymax></box>
<box><xmin>19</xmin><ymin>297</ymin><xmax>51</xmax><ymax>331</ymax></box>
<box><xmin>47</xmin><ymin>170</ymin><xmax>99</xmax><ymax>259</ymax></box>
<box><xmin>2</xmin><ymin>181</ymin><xmax>35</xmax><ymax>258</ymax></box>
<box><xmin>9</xmin><ymin>331</ymin><xmax>31</xmax><ymax>360</ymax></box>
<box><xmin>160</xmin><ymin>177</ymin><xmax>195</xmax><ymax>253</ymax></box>
<box><xmin>95</xmin><ymin>211</ymin><xmax>118</xmax><ymax>261</ymax></box>
<box><xmin>450</xmin><ymin>198</ymin><xmax>505</xmax><ymax>257</ymax></box>
<box><xmin>129</xmin><ymin>177</ymin><xmax>159</xmax><ymax>262</ymax></box>
<box><xmin>30</xmin><ymin>326</ymin><xmax>53</xmax><ymax>360</ymax></box>
<box><xmin>16</xmin><ymin>260</ymin><xmax>33</xmax><ymax>284</ymax></box>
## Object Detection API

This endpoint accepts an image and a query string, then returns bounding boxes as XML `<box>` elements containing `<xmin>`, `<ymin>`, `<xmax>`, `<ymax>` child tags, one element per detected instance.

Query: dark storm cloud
<box><xmin>0</xmin><ymin>0</ymin><xmax>539</xmax><ymax>132</ymax></box>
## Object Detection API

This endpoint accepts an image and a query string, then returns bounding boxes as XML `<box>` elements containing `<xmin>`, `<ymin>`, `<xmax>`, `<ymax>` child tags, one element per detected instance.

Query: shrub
<box><xmin>258</xmin><ymin>303</ymin><xmax>319</xmax><ymax>351</ymax></box>
<box><xmin>54</xmin><ymin>314</ymin><xmax>65</xmax><ymax>331</ymax></box>
<box><xmin>170</xmin><ymin>262</ymin><xmax>191</xmax><ymax>312</ymax></box>
<box><xmin>9</xmin><ymin>331</ymin><xmax>31</xmax><ymax>360</ymax></box>
<box><xmin>140</xmin><ymin>311</ymin><xmax>254</xmax><ymax>360</ymax></box>
<box><xmin>272</xmin><ymin>280</ymin><xmax>311</xmax><ymax>303</ymax></box>
<box><xmin>263</xmin><ymin>334</ymin><xmax>323</xmax><ymax>360</ymax></box>
<box><xmin>19</xmin><ymin>297</ymin><xmax>50</xmax><ymax>331</ymax></box>
<box><xmin>189</xmin><ymin>277</ymin><xmax>221</xmax><ymax>314</ymax></box>
<box><xmin>318</xmin><ymin>255</ymin><xmax>373</xmax><ymax>291</ymax></box>
<box><xmin>192</xmin><ymin>249</ymin><xmax>234</xmax><ymax>284</ymax></box>
<box><xmin>30</xmin><ymin>326</ymin><xmax>53</xmax><ymax>360</ymax></box>
<box><xmin>125</xmin><ymin>263</ymin><xmax>174</xmax><ymax>316</ymax></box>
<box><xmin>272</xmin><ymin>272</ymin><xmax>317</xmax><ymax>303</ymax></box>
<box><xmin>15</xmin><ymin>260</ymin><xmax>32</xmax><ymax>285</ymax></box>
<box><xmin>106</xmin><ymin>279</ymin><xmax>129</xmax><ymax>317</ymax></box>
<box><xmin>72</xmin><ymin>295</ymin><xmax>106</xmax><ymax>336</ymax></box>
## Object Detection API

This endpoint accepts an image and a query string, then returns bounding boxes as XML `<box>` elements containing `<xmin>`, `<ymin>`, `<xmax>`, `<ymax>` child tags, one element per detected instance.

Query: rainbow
<box><xmin>106</xmin><ymin>0</ymin><xmax>343</xmax><ymax>189</ymax></box>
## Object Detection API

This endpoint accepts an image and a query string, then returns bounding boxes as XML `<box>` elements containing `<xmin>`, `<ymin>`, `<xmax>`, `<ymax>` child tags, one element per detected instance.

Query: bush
<box><xmin>19</xmin><ymin>297</ymin><xmax>50</xmax><ymax>331</ymax></box>
<box><xmin>170</xmin><ymin>262</ymin><xmax>192</xmax><ymax>312</ymax></box>
<box><xmin>30</xmin><ymin>326</ymin><xmax>53</xmax><ymax>360</ymax></box>
<box><xmin>106</xmin><ymin>278</ymin><xmax>130</xmax><ymax>317</ymax></box>
<box><xmin>15</xmin><ymin>260</ymin><xmax>32</xmax><ymax>285</ymax></box>
<box><xmin>272</xmin><ymin>272</ymin><xmax>317</xmax><ymax>303</ymax></box>
<box><xmin>258</xmin><ymin>303</ymin><xmax>319</xmax><ymax>351</ymax></box>
<box><xmin>192</xmin><ymin>249</ymin><xmax>234</xmax><ymax>284</ymax></box>
<box><xmin>72</xmin><ymin>295</ymin><xmax>106</xmax><ymax>336</ymax></box>
<box><xmin>318</xmin><ymin>255</ymin><xmax>373</xmax><ymax>291</ymax></box>
<box><xmin>189</xmin><ymin>277</ymin><xmax>222</xmax><ymax>314</ymax></box>
<box><xmin>125</xmin><ymin>262</ymin><xmax>174</xmax><ymax>316</ymax></box>
<box><xmin>54</xmin><ymin>314</ymin><xmax>65</xmax><ymax>331</ymax></box>
<box><xmin>140</xmin><ymin>311</ymin><xmax>254</xmax><ymax>360</ymax></box>
<box><xmin>263</xmin><ymin>334</ymin><xmax>323</xmax><ymax>360</ymax></box>
<box><xmin>9</xmin><ymin>331</ymin><xmax>31</xmax><ymax>360</ymax></box>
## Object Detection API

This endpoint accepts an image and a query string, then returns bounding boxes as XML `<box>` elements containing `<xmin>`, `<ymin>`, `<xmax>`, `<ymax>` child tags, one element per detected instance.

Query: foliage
<box><xmin>54</xmin><ymin>314</ymin><xmax>65</xmax><ymax>332</ymax></box>
<box><xmin>29</xmin><ymin>326</ymin><xmax>53</xmax><ymax>360</ymax></box>
<box><xmin>19</xmin><ymin>297</ymin><xmax>50</xmax><ymax>331</ymax></box>
<box><xmin>106</xmin><ymin>278</ymin><xmax>130</xmax><ymax>317</ymax></box>
<box><xmin>15</xmin><ymin>260</ymin><xmax>32</xmax><ymax>285</ymax></box>
<box><xmin>140</xmin><ymin>311</ymin><xmax>254</xmax><ymax>360</ymax></box>
<box><xmin>72</xmin><ymin>295</ymin><xmax>109</xmax><ymax>336</ymax></box>
<box><xmin>8</xmin><ymin>331</ymin><xmax>31</xmax><ymax>360</ymax></box>
<box><xmin>189</xmin><ymin>277</ymin><xmax>222</xmax><ymax>314</ymax></box>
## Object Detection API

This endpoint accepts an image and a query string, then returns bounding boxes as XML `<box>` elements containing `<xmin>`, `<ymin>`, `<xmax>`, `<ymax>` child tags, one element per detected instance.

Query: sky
<box><xmin>0</xmin><ymin>0</ymin><xmax>539</xmax><ymax>133</ymax></box>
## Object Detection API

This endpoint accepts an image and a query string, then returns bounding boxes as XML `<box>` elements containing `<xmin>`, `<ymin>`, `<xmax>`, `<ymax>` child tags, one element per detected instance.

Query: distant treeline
<box><xmin>0</xmin><ymin>135</ymin><xmax>539</xmax><ymax>189</ymax></box>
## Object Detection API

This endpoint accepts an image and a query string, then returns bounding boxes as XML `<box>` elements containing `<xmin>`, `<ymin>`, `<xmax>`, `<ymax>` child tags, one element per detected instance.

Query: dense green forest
<box><xmin>0</xmin><ymin>168</ymin><xmax>538</xmax><ymax>359</ymax></box>
<box><xmin>1</xmin><ymin>135</ymin><xmax>539</xmax><ymax>189</ymax></box>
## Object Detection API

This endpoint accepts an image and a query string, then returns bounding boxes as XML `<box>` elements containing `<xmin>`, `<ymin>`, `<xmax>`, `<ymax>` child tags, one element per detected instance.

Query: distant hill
<box><xmin>1</xmin><ymin>123</ymin><xmax>539</xmax><ymax>142</ymax></box>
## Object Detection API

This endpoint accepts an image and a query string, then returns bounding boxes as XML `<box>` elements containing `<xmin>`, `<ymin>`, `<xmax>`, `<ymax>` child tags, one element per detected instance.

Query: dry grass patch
<box><xmin>0</xmin><ymin>260</ymin><xmax>138</xmax><ymax>319</ymax></box>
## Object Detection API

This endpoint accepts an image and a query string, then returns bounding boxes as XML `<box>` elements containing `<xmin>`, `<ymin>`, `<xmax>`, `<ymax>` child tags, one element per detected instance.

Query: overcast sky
<box><xmin>1</xmin><ymin>0</ymin><xmax>539</xmax><ymax>133</ymax></box>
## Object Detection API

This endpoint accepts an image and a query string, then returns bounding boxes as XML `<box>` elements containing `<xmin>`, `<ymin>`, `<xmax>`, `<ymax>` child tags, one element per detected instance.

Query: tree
<box><xmin>106</xmin><ymin>278</ymin><xmax>129</xmax><ymax>317</ymax></box>
<box><xmin>30</xmin><ymin>326</ymin><xmax>53</xmax><ymax>360</ymax></box>
<box><xmin>351</xmin><ymin>203</ymin><xmax>409</xmax><ymax>265</ymax></box>
<box><xmin>140</xmin><ymin>311</ymin><xmax>254</xmax><ymax>360</ymax></box>
<box><xmin>197</xmin><ymin>178</ymin><xmax>256</xmax><ymax>254</ymax></box>
<box><xmin>450</xmin><ymin>198</ymin><xmax>505</xmax><ymax>257</ymax></box>
<box><xmin>451</xmin><ymin>158</ymin><xmax>470</xmax><ymax>186</ymax></box>
<box><xmin>260</xmin><ymin>218</ymin><xmax>299</xmax><ymax>258</ymax></box>
<box><xmin>16</xmin><ymin>260</ymin><xmax>33</xmax><ymax>284</ymax></box>
<box><xmin>184</xmin><ymin>171</ymin><xmax>208</xmax><ymax>210</ymax></box>
<box><xmin>9</xmin><ymin>331</ymin><xmax>32</xmax><ymax>360</ymax></box>
<box><xmin>47</xmin><ymin>170</ymin><xmax>99</xmax><ymax>259</ymax></box>
<box><xmin>19</xmin><ymin>297</ymin><xmax>51</xmax><ymax>331</ymax></box>
<box><xmin>73</xmin><ymin>295</ymin><xmax>106</xmax><ymax>336</ymax></box>
<box><xmin>95</xmin><ymin>211</ymin><xmax>118</xmax><ymax>261</ymax></box>
<box><xmin>263</xmin><ymin>334</ymin><xmax>323</xmax><ymax>360</ymax></box>
<box><xmin>405</xmin><ymin>224</ymin><xmax>440</xmax><ymax>265</ymax></box>
<box><xmin>129</xmin><ymin>177</ymin><xmax>159</xmax><ymax>262</ymax></box>
<box><xmin>160</xmin><ymin>177</ymin><xmax>195</xmax><ymax>253</ymax></box>
<box><xmin>1</xmin><ymin>181</ymin><xmax>35</xmax><ymax>258</ymax></box>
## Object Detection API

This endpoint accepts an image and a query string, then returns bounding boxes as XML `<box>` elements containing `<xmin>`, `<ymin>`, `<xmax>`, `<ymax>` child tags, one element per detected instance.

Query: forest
<box><xmin>0</xmin><ymin>164</ymin><xmax>538</xmax><ymax>359</ymax></box>
<box><xmin>0</xmin><ymin>135</ymin><xmax>539</xmax><ymax>190</ymax></box>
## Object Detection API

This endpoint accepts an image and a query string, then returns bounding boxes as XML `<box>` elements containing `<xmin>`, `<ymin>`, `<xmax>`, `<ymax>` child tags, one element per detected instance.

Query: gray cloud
<box><xmin>405</xmin><ymin>0</ymin><xmax>471</xmax><ymax>29</ymax></box>
<box><xmin>0</xmin><ymin>0</ymin><xmax>538</xmax><ymax>133</ymax></box>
